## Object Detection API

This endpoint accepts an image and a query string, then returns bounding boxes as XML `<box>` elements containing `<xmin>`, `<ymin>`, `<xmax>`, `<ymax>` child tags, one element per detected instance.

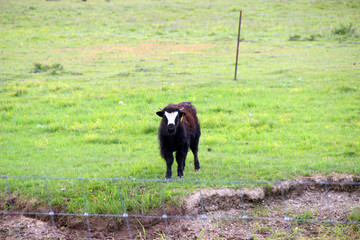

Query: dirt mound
<box><xmin>1</xmin><ymin>174</ymin><xmax>359</xmax><ymax>239</ymax></box>
<box><xmin>178</xmin><ymin>174</ymin><xmax>360</xmax><ymax>239</ymax></box>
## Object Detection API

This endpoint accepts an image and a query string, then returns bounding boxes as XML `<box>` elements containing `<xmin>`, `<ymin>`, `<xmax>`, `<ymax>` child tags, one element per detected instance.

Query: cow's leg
<box><xmin>164</xmin><ymin>153</ymin><xmax>174</xmax><ymax>180</ymax></box>
<box><xmin>190</xmin><ymin>139</ymin><xmax>200</xmax><ymax>172</ymax></box>
<box><xmin>176</xmin><ymin>148</ymin><xmax>188</xmax><ymax>179</ymax></box>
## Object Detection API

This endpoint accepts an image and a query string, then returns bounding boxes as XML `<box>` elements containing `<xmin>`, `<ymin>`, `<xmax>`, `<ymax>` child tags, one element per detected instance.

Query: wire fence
<box><xmin>1</xmin><ymin>175</ymin><xmax>360</xmax><ymax>239</ymax></box>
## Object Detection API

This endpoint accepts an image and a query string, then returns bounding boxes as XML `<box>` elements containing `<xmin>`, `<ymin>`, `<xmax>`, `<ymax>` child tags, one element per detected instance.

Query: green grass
<box><xmin>1</xmin><ymin>0</ymin><xmax>359</xmax><ymax>215</ymax></box>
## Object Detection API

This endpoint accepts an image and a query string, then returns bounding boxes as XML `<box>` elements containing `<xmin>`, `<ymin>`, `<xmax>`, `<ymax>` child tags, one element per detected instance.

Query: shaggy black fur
<box><xmin>156</xmin><ymin>102</ymin><xmax>201</xmax><ymax>180</ymax></box>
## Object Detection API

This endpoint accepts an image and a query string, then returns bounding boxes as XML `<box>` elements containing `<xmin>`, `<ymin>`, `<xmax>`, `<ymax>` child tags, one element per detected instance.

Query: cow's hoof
<box><xmin>195</xmin><ymin>168</ymin><xmax>200</xmax><ymax>172</ymax></box>
<box><xmin>165</xmin><ymin>178</ymin><xmax>171</xmax><ymax>181</ymax></box>
<box><xmin>178</xmin><ymin>175</ymin><xmax>183</xmax><ymax>179</ymax></box>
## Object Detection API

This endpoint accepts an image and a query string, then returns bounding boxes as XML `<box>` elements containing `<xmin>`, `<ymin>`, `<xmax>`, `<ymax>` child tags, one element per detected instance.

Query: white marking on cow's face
<box><xmin>164</xmin><ymin>111</ymin><xmax>178</xmax><ymax>125</ymax></box>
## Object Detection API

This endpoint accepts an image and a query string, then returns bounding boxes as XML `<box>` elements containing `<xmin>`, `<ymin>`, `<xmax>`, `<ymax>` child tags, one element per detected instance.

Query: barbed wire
<box><xmin>1</xmin><ymin>175</ymin><xmax>359</xmax><ymax>239</ymax></box>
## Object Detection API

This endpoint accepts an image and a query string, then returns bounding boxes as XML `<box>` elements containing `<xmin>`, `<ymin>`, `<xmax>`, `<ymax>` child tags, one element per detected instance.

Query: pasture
<box><xmin>1</xmin><ymin>0</ymin><xmax>359</xmax><ymax>238</ymax></box>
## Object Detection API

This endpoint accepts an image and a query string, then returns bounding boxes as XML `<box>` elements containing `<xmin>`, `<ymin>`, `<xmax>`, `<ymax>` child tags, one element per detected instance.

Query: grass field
<box><xmin>1</xmin><ymin>0</ymin><xmax>359</xmax><ymax>215</ymax></box>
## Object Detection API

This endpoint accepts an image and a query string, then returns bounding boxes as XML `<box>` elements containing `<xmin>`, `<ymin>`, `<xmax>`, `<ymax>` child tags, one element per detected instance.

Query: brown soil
<box><xmin>52</xmin><ymin>43</ymin><xmax>213</xmax><ymax>55</ymax></box>
<box><xmin>1</xmin><ymin>174</ymin><xmax>359</xmax><ymax>240</ymax></box>
<box><xmin>48</xmin><ymin>43</ymin><xmax>214</xmax><ymax>62</ymax></box>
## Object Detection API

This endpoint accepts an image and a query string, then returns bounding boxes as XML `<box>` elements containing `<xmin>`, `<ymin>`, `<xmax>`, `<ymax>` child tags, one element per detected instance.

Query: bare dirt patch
<box><xmin>52</xmin><ymin>43</ymin><xmax>213</xmax><ymax>55</ymax></box>
<box><xmin>1</xmin><ymin>174</ymin><xmax>359</xmax><ymax>239</ymax></box>
<box><xmin>49</xmin><ymin>43</ymin><xmax>214</xmax><ymax>62</ymax></box>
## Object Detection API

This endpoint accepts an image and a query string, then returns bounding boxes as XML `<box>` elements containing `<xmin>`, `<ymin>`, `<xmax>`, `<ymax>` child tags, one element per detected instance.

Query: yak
<box><xmin>156</xmin><ymin>102</ymin><xmax>201</xmax><ymax>180</ymax></box>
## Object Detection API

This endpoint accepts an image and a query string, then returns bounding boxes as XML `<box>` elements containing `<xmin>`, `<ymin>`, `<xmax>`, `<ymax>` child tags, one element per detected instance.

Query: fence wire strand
<box><xmin>238</xmin><ymin>182</ymin><xmax>251</xmax><ymax>239</ymax></box>
<box><xmin>43</xmin><ymin>177</ymin><xmax>58</xmax><ymax>239</ymax></box>
<box><xmin>5</xmin><ymin>176</ymin><xmax>21</xmax><ymax>239</ymax></box>
<box><xmin>199</xmin><ymin>187</ymin><xmax>209</xmax><ymax>239</ymax></box>
<box><xmin>160</xmin><ymin>181</ymin><xmax>171</xmax><ymax>238</ymax></box>
<box><xmin>115</xmin><ymin>179</ymin><xmax>132</xmax><ymax>239</ymax></box>
<box><xmin>81</xmin><ymin>178</ymin><xmax>92</xmax><ymax>239</ymax></box>
<box><xmin>325</xmin><ymin>183</ymin><xmax>335</xmax><ymax>240</ymax></box>
<box><xmin>280</xmin><ymin>181</ymin><xmax>292</xmax><ymax>239</ymax></box>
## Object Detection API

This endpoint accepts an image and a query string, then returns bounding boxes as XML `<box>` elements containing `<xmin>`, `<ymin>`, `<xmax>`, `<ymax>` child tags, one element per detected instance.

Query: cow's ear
<box><xmin>180</xmin><ymin>111</ymin><xmax>186</xmax><ymax>117</ymax></box>
<box><xmin>156</xmin><ymin>111</ymin><xmax>164</xmax><ymax>117</ymax></box>
<box><xmin>179</xmin><ymin>108</ymin><xmax>186</xmax><ymax>117</ymax></box>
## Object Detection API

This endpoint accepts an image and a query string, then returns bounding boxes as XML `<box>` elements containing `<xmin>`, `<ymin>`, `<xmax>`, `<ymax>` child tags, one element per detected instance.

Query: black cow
<box><xmin>156</xmin><ymin>102</ymin><xmax>201</xmax><ymax>180</ymax></box>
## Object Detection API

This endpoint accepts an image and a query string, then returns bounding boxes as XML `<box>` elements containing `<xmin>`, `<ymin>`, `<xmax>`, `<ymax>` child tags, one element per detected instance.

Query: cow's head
<box><xmin>157</xmin><ymin>107</ymin><xmax>186</xmax><ymax>135</ymax></box>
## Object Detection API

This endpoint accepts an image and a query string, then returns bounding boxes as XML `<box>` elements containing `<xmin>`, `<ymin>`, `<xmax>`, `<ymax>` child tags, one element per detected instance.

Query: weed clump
<box><xmin>349</xmin><ymin>207</ymin><xmax>360</xmax><ymax>222</ymax></box>
<box><xmin>32</xmin><ymin>63</ymin><xmax>64</xmax><ymax>74</ymax></box>
<box><xmin>289</xmin><ymin>34</ymin><xmax>320</xmax><ymax>41</ymax></box>
<box><xmin>332</xmin><ymin>23</ymin><xmax>357</xmax><ymax>38</ymax></box>
<box><xmin>289</xmin><ymin>34</ymin><xmax>301</xmax><ymax>41</ymax></box>
<box><xmin>333</xmin><ymin>23</ymin><xmax>354</xmax><ymax>35</ymax></box>
<box><xmin>294</xmin><ymin>210</ymin><xmax>315</xmax><ymax>224</ymax></box>
<box><xmin>306</xmin><ymin>34</ymin><xmax>316</xmax><ymax>41</ymax></box>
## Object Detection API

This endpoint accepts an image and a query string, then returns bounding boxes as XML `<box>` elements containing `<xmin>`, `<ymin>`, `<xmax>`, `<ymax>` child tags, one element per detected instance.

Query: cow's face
<box><xmin>157</xmin><ymin>108</ymin><xmax>186</xmax><ymax>135</ymax></box>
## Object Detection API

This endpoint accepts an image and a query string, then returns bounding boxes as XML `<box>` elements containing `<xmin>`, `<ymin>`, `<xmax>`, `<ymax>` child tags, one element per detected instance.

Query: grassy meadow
<box><xmin>1</xmin><ymin>0</ymin><xmax>360</xmax><ymax>214</ymax></box>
